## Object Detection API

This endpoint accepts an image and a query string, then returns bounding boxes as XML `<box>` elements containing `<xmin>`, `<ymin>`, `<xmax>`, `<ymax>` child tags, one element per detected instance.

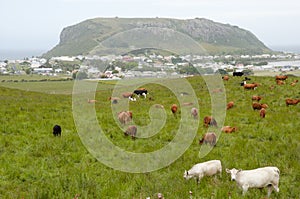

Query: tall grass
<box><xmin>0</xmin><ymin>75</ymin><xmax>299</xmax><ymax>198</ymax></box>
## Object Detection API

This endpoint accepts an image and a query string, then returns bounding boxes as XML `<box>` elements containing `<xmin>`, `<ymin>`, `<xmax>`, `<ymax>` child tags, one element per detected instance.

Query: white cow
<box><xmin>226</xmin><ymin>166</ymin><xmax>280</xmax><ymax>197</ymax></box>
<box><xmin>183</xmin><ymin>160</ymin><xmax>222</xmax><ymax>183</ymax></box>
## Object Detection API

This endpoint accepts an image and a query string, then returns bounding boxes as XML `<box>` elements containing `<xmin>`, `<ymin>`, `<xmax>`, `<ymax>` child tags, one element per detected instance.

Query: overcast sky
<box><xmin>1</xmin><ymin>0</ymin><xmax>300</xmax><ymax>56</ymax></box>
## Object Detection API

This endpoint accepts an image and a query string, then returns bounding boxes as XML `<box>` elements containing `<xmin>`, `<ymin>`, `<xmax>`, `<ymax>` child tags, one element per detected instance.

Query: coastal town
<box><xmin>1</xmin><ymin>51</ymin><xmax>300</xmax><ymax>79</ymax></box>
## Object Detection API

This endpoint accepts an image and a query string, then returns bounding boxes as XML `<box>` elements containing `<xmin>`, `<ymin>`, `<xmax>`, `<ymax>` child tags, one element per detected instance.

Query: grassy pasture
<box><xmin>0</xmin><ymin>75</ymin><xmax>299</xmax><ymax>198</ymax></box>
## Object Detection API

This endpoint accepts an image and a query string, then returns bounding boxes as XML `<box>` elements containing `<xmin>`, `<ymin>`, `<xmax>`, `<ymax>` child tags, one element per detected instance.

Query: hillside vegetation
<box><xmin>0</xmin><ymin>75</ymin><xmax>299</xmax><ymax>198</ymax></box>
<box><xmin>44</xmin><ymin>18</ymin><xmax>272</xmax><ymax>57</ymax></box>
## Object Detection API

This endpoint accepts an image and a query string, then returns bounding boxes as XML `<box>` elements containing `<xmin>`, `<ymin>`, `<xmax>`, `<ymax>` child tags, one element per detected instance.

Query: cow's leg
<box><xmin>242</xmin><ymin>184</ymin><xmax>249</xmax><ymax>196</ymax></box>
<box><xmin>267</xmin><ymin>185</ymin><xmax>273</xmax><ymax>198</ymax></box>
<box><xmin>273</xmin><ymin>184</ymin><xmax>279</xmax><ymax>192</ymax></box>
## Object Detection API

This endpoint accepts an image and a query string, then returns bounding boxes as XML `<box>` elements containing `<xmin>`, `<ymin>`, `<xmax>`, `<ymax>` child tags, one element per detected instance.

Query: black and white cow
<box><xmin>133</xmin><ymin>89</ymin><xmax>148</xmax><ymax>98</ymax></box>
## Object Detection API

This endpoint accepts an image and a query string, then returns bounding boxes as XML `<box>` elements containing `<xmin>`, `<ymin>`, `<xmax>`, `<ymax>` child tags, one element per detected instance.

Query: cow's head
<box><xmin>183</xmin><ymin>170</ymin><xmax>192</xmax><ymax>180</ymax></box>
<box><xmin>226</xmin><ymin>168</ymin><xmax>241</xmax><ymax>181</ymax></box>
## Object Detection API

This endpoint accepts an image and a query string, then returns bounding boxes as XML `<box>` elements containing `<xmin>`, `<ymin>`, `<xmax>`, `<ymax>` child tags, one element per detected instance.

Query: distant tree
<box><xmin>75</xmin><ymin>71</ymin><xmax>88</xmax><ymax>80</ymax></box>
<box><xmin>216</xmin><ymin>69</ymin><xmax>228</xmax><ymax>75</ymax></box>
<box><xmin>25</xmin><ymin>68</ymin><xmax>32</xmax><ymax>75</ymax></box>
<box><xmin>242</xmin><ymin>69</ymin><xmax>254</xmax><ymax>76</ymax></box>
<box><xmin>112</xmin><ymin>69</ymin><xmax>119</xmax><ymax>74</ymax></box>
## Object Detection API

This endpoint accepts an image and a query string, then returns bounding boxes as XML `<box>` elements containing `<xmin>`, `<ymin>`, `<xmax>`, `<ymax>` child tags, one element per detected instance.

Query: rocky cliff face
<box><xmin>44</xmin><ymin>18</ymin><xmax>271</xmax><ymax>57</ymax></box>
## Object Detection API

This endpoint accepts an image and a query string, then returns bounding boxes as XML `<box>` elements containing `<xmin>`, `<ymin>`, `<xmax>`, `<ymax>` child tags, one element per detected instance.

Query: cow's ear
<box><xmin>238</xmin><ymin>169</ymin><xmax>242</xmax><ymax>172</ymax></box>
<box><xmin>225</xmin><ymin>168</ymin><xmax>230</xmax><ymax>173</ymax></box>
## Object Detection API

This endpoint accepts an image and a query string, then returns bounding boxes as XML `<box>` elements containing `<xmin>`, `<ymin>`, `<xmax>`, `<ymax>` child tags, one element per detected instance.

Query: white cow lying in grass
<box><xmin>183</xmin><ymin>160</ymin><xmax>222</xmax><ymax>184</ymax></box>
<box><xmin>226</xmin><ymin>166</ymin><xmax>280</xmax><ymax>197</ymax></box>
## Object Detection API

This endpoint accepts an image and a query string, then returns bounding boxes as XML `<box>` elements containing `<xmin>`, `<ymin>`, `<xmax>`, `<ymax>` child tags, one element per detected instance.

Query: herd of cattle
<box><xmin>52</xmin><ymin>73</ymin><xmax>298</xmax><ymax>197</ymax></box>
<box><xmin>184</xmin><ymin>74</ymin><xmax>298</xmax><ymax>197</ymax></box>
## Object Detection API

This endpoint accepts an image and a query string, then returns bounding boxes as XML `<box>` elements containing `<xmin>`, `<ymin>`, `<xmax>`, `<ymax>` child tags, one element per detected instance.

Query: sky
<box><xmin>1</xmin><ymin>0</ymin><xmax>300</xmax><ymax>58</ymax></box>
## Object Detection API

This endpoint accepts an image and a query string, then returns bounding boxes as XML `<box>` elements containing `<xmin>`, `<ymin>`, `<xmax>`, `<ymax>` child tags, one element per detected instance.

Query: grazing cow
<box><xmin>108</xmin><ymin>97</ymin><xmax>120</xmax><ymax>104</ymax></box>
<box><xmin>87</xmin><ymin>99</ymin><xmax>97</xmax><ymax>103</ymax></box>
<box><xmin>227</xmin><ymin>101</ymin><xmax>234</xmax><ymax>110</ymax></box>
<box><xmin>221</xmin><ymin>126</ymin><xmax>237</xmax><ymax>133</ymax></box>
<box><xmin>133</xmin><ymin>89</ymin><xmax>148</xmax><ymax>98</ymax></box>
<box><xmin>290</xmin><ymin>82</ymin><xmax>296</xmax><ymax>86</ymax></box>
<box><xmin>53</xmin><ymin>125</ymin><xmax>61</xmax><ymax>136</ymax></box>
<box><xmin>124</xmin><ymin>125</ymin><xmax>137</xmax><ymax>139</ymax></box>
<box><xmin>203</xmin><ymin>116</ymin><xmax>218</xmax><ymax>127</ymax></box>
<box><xmin>244</xmin><ymin>83</ymin><xmax>258</xmax><ymax>90</ymax></box>
<box><xmin>212</xmin><ymin>88</ymin><xmax>223</xmax><ymax>93</ymax></box>
<box><xmin>154</xmin><ymin>104</ymin><xmax>164</xmax><ymax>109</ymax></box>
<box><xmin>285</xmin><ymin>98</ymin><xmax>300</xmax><ymax>106</ymax></box>
<box><xmin>276</xmin><ymin>80</ymin><xmax>285</xmax><ymax>85</ymax></box>
<box><xmin>275</xmin><ymin>75</ymin><xmax>288</xmax><ymax>81</ymax></box>
<box><xmin>183</xmin><ymin>160</ymin><xmax>222</xmax><ymax>184</ymax></box>
<box><xmin>118</xmin><ymin>111</ymin><xmax>132</xmax><ymax>125</ymax></box>
<box><xmin>252</xmin><ymin>102</ymin><xmax>268</xmax><ymax>110</ymax></box>
<box><xmin>199</xmin><ymin>132</ymin><xmax>217</xmax><ymax>146</ymax></box>
<box><xmin>244</xmin><ymin>77</ymin><xmax>251</xmax><ymax>81</ymax></box>
<box><xmin>222</xmin><ymin>75</ymin><xmax>229</xmax><ymax>81</ymax></box>
<box><xmin>233</xmin><ymin>72</ymin><xmax>244</xmax><ymax>76</ymax></box>
<box><xmin>252</xmin><ymin>95</ymin><xmax>262</xmax><ymax>102</ymax></box>
<box><xmin>260</xmin><ymin>108</ymin><xmax>266</xmax><ymax>118</ymax></box>
<box><xmin>226</xmin><ymin>167</ymin><xmax>280</xmax><ymax>197</ymax></box>
<box><xmin>183</xmin><ymin>102</ymin><xmax>194</xmax><ymax>106</ymax></box>
<box><xmin>171</xmin><ymin>104</ymin><xmax>178</xmax><ymax>117</ymax></box>
<box><xmin>122</xmin><ymin>92</ymin><xmax>133</xmax><ymax>98</ymax></box>
<box><xmin>293</xmin><ymin>79</ymin><xmax>299</xmax><ymax>83</ymax></box>
<box><xmin>191</xmin><ymin>107</ymin><xmax>198</xmax><ymax>119</ymax></box>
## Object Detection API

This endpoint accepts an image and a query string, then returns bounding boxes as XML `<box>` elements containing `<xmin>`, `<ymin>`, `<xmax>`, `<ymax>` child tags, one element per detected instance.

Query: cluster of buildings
<box><xmin>1</xmin><ymin>52</ymin><xmax>300</xmax><ymax>78</ymax></box>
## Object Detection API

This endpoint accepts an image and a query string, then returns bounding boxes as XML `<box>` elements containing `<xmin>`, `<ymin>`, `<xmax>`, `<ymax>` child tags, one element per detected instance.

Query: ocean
<box><xmin>0</xmin><ymin>49</ymin><xmax>46</xmax><ymax>61</ymax></box>
<box><xmin>269</xmin><ymin>45</ymin><xmax>300</xmax><ymax>54</ymax></box>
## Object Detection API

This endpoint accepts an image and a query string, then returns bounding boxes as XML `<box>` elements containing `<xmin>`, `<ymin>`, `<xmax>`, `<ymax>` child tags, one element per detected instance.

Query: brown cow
<box><xmin>124</xmin><ymin>125</ymin><xmax>137</xmax><ymax>139</ymax></box>
<box><xmin>222</xmin><ymin>75</ymin><xmax>229</xmax><ymax>81</ymax></box>
<box><xmin>87</xmin><ymin>99</ymin><xmax>97</xmax><ymax>103</ymax></box>
<box><xmin>252</xmin><ymin>102</ymin><xmax>268</xmax><ymax>110</ymax></box>
<box><xmin>286</xmin><ymin>98</ymin><xmax>300</xmax><ymax>106</ymax></box>
<box><xmin>244</xmin><ymin>83</ymin><xmax>258</xmax><ymax>90</ymax></box>
<box><xmin>171</xmin><ymin>104</ymin><xmax>178</xmax><ymax>117</ymax></box>
<box><xmin>203</xmin><ymin>116</ymin><xmax>218</xmax><ymax>127</ymax></box>
<box><xmin>118</xmin><ymin>111</ymin><xmax>132</xmax><ymax>125</ymax></box>
<box><xmin>199</xmin><ymin>132</ymin><xmax>217</xmax><ymax>146</ymax></box>
<box><xmin>252</xmin><ymin>95</ymin><xmax>262</xmax><ymax>102</ymax></box>
<box><xmin>154</xmin><ymin>104</ymin><xmax>164</xmax><ymax>109</ymax></box>
<box><xmin>227</xmin><ymin>101</ymin><xmax>234</xmax><ymax>110</ymax></box>
<box><xmin>221</xmin><ymin>126</ymin><xmax>237</xmax><ymax>133</ymax></box>
<box><xmin>191</xmin><ymin>107</ymin><xmax>198</xmax><ymax>119</ymax></box>
<box><xmin>260</xmin><ymin>108</ymin><xmax>266</xmax><ymax>118</ymax></box>
<box><xmin>275</xmin><ymin>75</ymin><xmax>288</xmax><ymax>81</ymax></box>
<box><xmin>108</xmin><ymin>97</ymin><xmax>120</xmax><ymax>104</ymax></box>
<box><xmin>276</xmin><ymin>80</ymin><xmax>285</xmax><ymax>85</ymax></box>
<box><xmin>122</xmin><ymin>92</ymin><xmax>133</xmax><ymax>98</ymax></box>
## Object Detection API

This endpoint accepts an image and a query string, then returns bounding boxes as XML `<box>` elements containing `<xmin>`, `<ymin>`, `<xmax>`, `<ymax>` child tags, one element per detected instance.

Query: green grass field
<box><xmin>0</xmin><ymin>75</ymin><xmax>299</xmax><ymax>198</ymax></box>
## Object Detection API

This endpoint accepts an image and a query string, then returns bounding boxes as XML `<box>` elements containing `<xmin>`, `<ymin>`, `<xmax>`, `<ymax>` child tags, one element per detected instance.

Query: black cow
<box><xmin>133</xmin><ymin>89</ymin><xmax>148</xmax><ymax>97</ymax></box>
<box><xmin>233</xmin><ymin>72</ymin><xmax>244</xmax><ymax>76</ymax></box>
<box><xmin>53</xmin><ymin>125</ymin><xmax>61</xmax><ymax>136</ymax></box>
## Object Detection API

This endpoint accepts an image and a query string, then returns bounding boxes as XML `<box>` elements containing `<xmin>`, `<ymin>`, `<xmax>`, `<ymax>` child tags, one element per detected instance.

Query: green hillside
<box><xmin>0</xmin><ymin>75</ymin><xmax>299</xmax><ymax>198</ymax></box>
<box><xmin>43</xmin><ymin>18</ymin><xmax>272</xmax><ymax>57</ymax></box>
